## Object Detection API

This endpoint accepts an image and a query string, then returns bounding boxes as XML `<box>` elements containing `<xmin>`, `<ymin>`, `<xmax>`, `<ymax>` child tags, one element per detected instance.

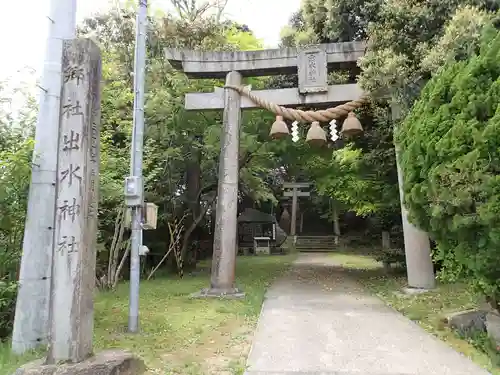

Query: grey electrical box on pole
<box><xmin>127</xmin><ymin>0</ymin><xmax>148</xmax><ymax>333</ymax></box>
<box><xmin>124</xmin><ymin>176</ymin><xmax>143</xmax><ymax>207</ymax></box>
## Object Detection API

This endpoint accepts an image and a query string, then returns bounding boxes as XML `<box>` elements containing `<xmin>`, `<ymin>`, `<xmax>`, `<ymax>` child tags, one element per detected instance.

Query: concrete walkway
<box><xmin>244</xmin><ymin>254</ymin><xmax>490</xmax><ymax>375</ymax></box>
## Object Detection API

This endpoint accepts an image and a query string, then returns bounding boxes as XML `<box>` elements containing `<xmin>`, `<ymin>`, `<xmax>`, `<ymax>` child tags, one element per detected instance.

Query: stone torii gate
<box><xmin>165</xmin><ymin>41</ymin><xmax>435</xmax><ymax>296</ymax></box>
<box><xmin>283</xmin><ymin>182</ymin><xmax>311</xmax><ymax>238</ymax></box>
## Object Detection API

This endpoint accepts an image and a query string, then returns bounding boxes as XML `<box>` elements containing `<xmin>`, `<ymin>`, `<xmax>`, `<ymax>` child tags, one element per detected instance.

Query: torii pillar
<box><xmin>165</xmin><ymin>42</ymin><xmax>366</xmax><ymax>296</ymax></box>
<box><xmin>392</xmin><ymin>103</ymin><xmax>435</xmax><ymax>290</ymax></box>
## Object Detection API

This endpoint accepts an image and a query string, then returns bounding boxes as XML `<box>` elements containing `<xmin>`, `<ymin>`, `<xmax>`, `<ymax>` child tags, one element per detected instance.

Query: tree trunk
<box><xmin>180</xmin><ymin>196</ymin><xmax>216</xmax><ymax>260</ymax></box>
<box><xmin>186</xmin><ymin>155</ymin><xmax>201</xmax><ymax>219</ymax></box>
<box><xmin>382</xmin><ymin>231</ymin><xmax>391</xmax><ymax>249</ymax></box>
<box><xmin>382</xmin><ymin>230</ymin><xmax>391</xmax><ymax>273</ymax></box>
<box><xmin>332</xmin><ymin>201</ymin><xmax>340</xmax><ymax>245</ymax></box>
<box><xmin>183</xmin><ymin>147</ymin><xmax>202</xmax><ymax>267</ymax></box>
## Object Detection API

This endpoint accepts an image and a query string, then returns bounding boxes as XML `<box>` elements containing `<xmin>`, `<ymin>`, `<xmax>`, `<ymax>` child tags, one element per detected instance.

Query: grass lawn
<box><xmin>0</xmin><ymin>254</ymin><xmax>296</xmax><ymax>375</ymax></box>
<box><xmin>329</xmin><ymin>250</ymin><xmax>500</xmax><ymax>375</ymax></box>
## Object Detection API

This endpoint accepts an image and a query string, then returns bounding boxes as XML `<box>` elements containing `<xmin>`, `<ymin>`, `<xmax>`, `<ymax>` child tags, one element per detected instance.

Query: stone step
<box><xmin>296</xmin><ymin>244</ymin><xmax>337</xmax><ymax>248</ymax></box>
<box><xmin>298</xmin><ymin>248</ymin><xmax>339</xmax><ymax>253</ymax></box>
<box><xmin>295</xmin><ymin>236</ymin><xmax>338</xmax><ymax>252</ymax></box>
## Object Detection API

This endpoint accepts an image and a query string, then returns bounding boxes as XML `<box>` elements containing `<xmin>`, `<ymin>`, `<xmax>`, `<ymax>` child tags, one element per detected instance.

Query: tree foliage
<box><xmin>358</xmin><ymin>0</ymin><xmax>498</xmax><ymax>107</ymax></box>
<box><xmin>280</xmin><ymin>0</ymin><xmax>381</xmax><ymax>46</ymax></box>
<box><xmin>0</xmin><ymin>78</ymin><xmax>36</xmax><ymax>339</ymax></box>
<box><xmin>78</xmin><ymin>7</ymin><xmax>283</xmax><ymax>273</ymax></box>
<box><xmin>396</xmin><ymin>27</ymin><xmax>500</xmax><ymax>303</ymax></box>
<box><xmin>282</xmin><ymin>0</ymin><xmax>498</xmax><ymax>107</ymax></box>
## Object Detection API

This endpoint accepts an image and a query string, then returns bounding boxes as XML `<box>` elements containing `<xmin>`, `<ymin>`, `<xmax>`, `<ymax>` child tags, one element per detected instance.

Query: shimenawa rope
<box><xmin>224</xmin><ymin>85</ymin><xmax>370</xmax><ymax>123</ymax></box>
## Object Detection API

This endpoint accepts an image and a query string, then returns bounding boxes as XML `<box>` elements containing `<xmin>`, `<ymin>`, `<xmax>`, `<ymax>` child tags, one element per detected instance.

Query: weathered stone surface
<box><xmin>12</xmin><ymin>0</ymin><xmax>77</xmax><ymax>353</ymax></box>
<box><xmin>297</xmin><ymin>47</ymin><xmax>328</xmax><ymax>94</ymax></box>
<box><xmin>185</xmin><ymin>84</ymin><xmax>365</xmax><ymax>111</ymax></box>
<box><xmin>47</xmin><ymin>37</ymin><xmax>101</xmax><ymax>363</ymax></box>
<box><xmin>445</xmin><ymin>310</ymin><xmax>487</xmax><ymax>337</ymax></box>
<box><xmin>208</xmin><ymin>71</ymin><xmax>241</xmax><ymax>295</ymax></box>
<box><xmin>402</xmin><ymin>287</ymin><xmax>431</xmax><ymax>295</ymax></box>
<box><xmin>393</xmin><ymin>103</ymin><xmax>436</xmax><ymax>290</ymax></box>
<box><xmin>486</xmin><ymin>312</ymin><xmax>500</xmax><ymax>346</ymax></box>
<box><xmin>12</xmin><ymin>350</ymin><xmax>145</xmax><ymax>375</ymax></box>
<box><xmin>165</xmin><ymin>41</ymin><xmax>365</xmax><ymax>78</ymax></box>
<box><xmin>191</xmin><ymin>287</ymin><xmax>245</xmax><ymax>299</ymax></box>
<box><xmin>12</xmin><ymin>359</ymin><xmax>56</xmax><ymax>375</ymax></box>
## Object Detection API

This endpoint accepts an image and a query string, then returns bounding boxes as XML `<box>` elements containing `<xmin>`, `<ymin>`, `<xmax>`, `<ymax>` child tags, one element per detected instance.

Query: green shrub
<box><xmin>375</xmin><ymin>247</ymin><xmax>406</xmax><ymax>267</ymax></box>
<box><xmin>0</xmin><ymin>139</ymin><xmax>33</xmax><ymax>339</ymax></box>
<box><xmin>396</xmin><ymin>27</ymin><xmax>500</xmax><ymax>303</ymax></box>
<box><xmin>0</xmin><ymin>281</ymin><xmax>17</xmax><ymax>340</ymax></box>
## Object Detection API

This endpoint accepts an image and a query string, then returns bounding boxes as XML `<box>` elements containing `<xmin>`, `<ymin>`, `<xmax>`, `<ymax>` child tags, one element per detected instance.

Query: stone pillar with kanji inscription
<box><xmin>47</xmin><ymin>39</ymin><xmax>101</xmax><ymax>364</ymax></box>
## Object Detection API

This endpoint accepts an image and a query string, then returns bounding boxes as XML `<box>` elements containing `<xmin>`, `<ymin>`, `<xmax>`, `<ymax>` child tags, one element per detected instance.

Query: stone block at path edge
<box><xmin>486</xmin><ymin>312</ymin><xmax>500</xmax><ymax>347</ymax></box>
<box><xmin>446</xmin><ymin>310</ymin><xmax>487</xmax><ymax>338</ymax></box>
<box><xmin>12</xmin><ymin>350</ymin><xmax>145</xmax><ymax>375</ymax></box>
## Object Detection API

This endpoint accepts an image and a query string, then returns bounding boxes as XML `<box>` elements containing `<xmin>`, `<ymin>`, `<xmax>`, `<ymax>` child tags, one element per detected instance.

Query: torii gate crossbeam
<box><xmin>165</xmin><ymin>41</ymin><xmax>365</xmax><ymax>79</ymax></box>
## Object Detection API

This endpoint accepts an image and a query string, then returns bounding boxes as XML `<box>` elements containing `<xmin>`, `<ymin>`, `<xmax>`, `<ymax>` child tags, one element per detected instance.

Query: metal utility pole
<box><xmin>12</xmin><ymin>0</ymin><xmax>77</xmax><ymax>354</ymax></box>
<box><xmin>126</xmin><ymin>0</ymin><xmax>148</xmax><ymax>333</ymax></box>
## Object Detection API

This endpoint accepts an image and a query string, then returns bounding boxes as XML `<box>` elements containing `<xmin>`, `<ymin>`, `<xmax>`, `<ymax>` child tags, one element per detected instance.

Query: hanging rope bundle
<box><xmin>224</xmin><ymin>84</ymin><xmax>370</xmax><ymax>123</ymax></box>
